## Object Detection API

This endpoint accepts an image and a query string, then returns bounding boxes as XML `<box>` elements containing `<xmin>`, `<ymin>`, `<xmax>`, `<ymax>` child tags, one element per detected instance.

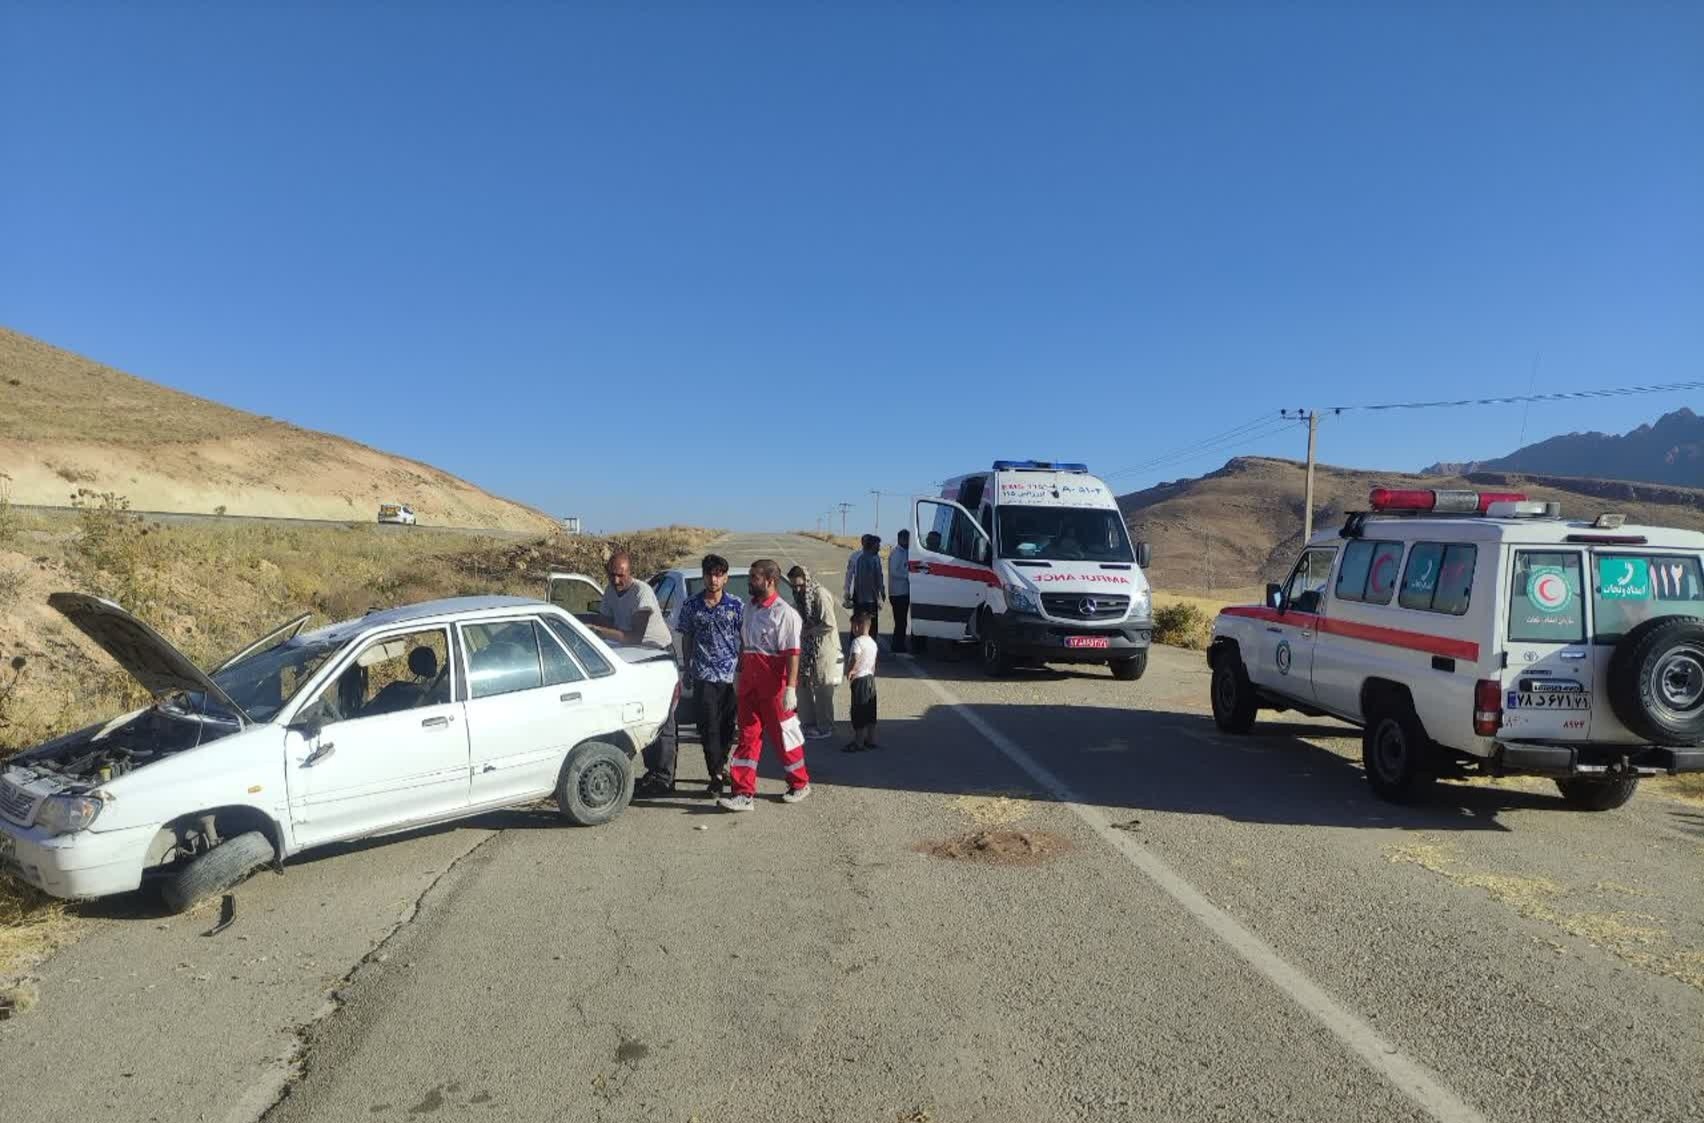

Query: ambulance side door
<box><xmin>910</xmin><ymin>498</ymin><xmax>996</xmax><ymax>640</ymax></box>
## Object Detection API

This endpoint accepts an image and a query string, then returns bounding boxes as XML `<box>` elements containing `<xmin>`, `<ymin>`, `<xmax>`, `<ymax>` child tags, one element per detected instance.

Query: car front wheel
<box><xmin>1210</xmin><ymin>653</ymin><xmax>1258</xmax><ymax>733</ymax></box>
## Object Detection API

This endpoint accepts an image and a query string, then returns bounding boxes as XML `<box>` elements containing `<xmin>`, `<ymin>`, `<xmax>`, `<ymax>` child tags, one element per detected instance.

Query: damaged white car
<box><xmin>0</xmin><ymin>594</ymin><xmax>678</xmax><ymax>912</ymax></box>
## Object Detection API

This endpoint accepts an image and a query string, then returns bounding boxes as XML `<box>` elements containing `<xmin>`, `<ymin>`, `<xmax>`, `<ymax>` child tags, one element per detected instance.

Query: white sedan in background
<box><xmin>0</xmin><ymin>593</ymin><xmax>678</xmax><ymax>913</ymax></box>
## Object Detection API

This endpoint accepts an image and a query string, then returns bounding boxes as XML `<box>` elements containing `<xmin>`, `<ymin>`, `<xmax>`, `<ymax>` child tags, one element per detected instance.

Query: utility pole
<box><xmin>836</xmin><ymin>501</ymin><xmax>853</xmax><ymax>536</ymax></box>
<box><xmin>870</xmin><ymin>490</ymin><xmax>880</xmax><ymax>535</ymax></box>
<box><xmin>1281</xmin><ymin>408</ymin><xmax>1323</xmax><ymax>543</ymax></box>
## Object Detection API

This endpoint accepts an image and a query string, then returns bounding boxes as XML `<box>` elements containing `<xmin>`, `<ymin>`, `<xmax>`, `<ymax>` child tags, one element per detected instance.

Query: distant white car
<box><xmin>0</xmin><ymin>593</ymin><xmax>678</xmax><ymax>912</ymax></box>
<box><xmin>377</xmin><ymin>503</ymin><xmax>417</xmax><ymax>526</ymax></box>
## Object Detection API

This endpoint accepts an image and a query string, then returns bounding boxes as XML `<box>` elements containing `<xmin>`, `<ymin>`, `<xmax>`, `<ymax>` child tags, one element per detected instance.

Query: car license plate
<box><xmin>1509</xmin><ymin>692</ymin><xmax>1590</xmax><ymax>710</ymax></box>
<box><xmin>1065</xmin><ymin>636</ymin><xmax>1111</xmax><ymax>649</ymax></box>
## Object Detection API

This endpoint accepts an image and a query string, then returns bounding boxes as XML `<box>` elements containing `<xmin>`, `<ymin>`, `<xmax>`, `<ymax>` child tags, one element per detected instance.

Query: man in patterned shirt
<box><xmin>674</xmin><ymin>553</ymin><xmax>743</xmax><ymax>798</ymax></box>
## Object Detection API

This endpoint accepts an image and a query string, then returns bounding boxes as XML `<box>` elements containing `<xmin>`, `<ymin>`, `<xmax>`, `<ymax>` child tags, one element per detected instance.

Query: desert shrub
<box><xmin>1152</xmin><ymin>602</ymin><xmax>1211</xmax><ymax>650</ymax></box>
<box><xmin>68</xmin><ymin>489</ymin><xmax>158</xmax><ymax>605</ymax></box>
<box><xmin>0</xmin><ymin>473</ymin><xmax>16</xmax><ymax>548</ymax></box>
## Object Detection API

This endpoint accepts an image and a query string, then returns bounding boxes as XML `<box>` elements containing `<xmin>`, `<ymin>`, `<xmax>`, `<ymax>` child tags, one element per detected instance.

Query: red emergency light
<box><xmin>1368</xmin><ymin>488</ymin><xmax>1528</xmax><ymax>514</ymax></box>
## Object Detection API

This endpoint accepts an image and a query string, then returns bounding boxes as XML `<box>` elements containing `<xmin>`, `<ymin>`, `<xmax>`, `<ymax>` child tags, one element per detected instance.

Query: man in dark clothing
<box><xmin>846</xmin><ymin>535</ymin><xmax>885</xmax><ymax>635</ymax></box>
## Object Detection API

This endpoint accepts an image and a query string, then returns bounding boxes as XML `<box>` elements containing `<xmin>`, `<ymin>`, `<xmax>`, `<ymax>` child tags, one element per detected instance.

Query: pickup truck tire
<box><xmin>160</xmin><ymin>830</ymin><xmax>275</xmax><ymax>915</ymax></box>
<box><xmin>1210</xmin><ymin>654</ymin><xmax>1258</xmax><ymax>733</ymax></box>
<box><xmin>556</xmin><ymin>741</ymin><xmax>633</xmax><ymax>827</ymax></box>
<box><xmin>1555</xmin><ymin>776</ymin><xmax>1638</xmax><ymax>811</ymax></box>
<box><xmin>1362</xmin><ymin>702</ymin><xmax>1437</xmax><ymax>803</ymax></box>
<box><xmin>1607</xmin><ymin>616</ymin><xmax>1704</xmax><ymax>746</ymax></box>
<box><xmin>1110</xmin><ymin>654</ymin><xmax>1147</xmax><ymax>681</ymax></box>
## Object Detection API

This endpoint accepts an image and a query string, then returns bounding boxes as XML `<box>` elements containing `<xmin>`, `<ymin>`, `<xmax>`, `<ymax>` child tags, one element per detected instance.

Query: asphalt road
<box><xmin>3</xmin><ymin>532</ymin><xmax>1701</xmax><ymax>1123</ymax></box>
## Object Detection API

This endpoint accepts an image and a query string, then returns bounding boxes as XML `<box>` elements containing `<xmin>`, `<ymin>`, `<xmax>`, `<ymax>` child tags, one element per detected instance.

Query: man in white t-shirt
<box><xmin>586</xmin><ymin>551</ymin><xmax>677</xmax><ymax>797</ymax></box>
<box><xmin>587</xmin><ymin>552</ymin><xmax>673</xmax><ymax>649</ymax></box>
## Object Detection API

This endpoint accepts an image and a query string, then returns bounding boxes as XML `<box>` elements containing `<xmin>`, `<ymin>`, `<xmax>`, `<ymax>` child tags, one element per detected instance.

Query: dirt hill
<box><xmin>1424</xmin><ymin>407</ymin><xmax>1704</xmax><ymax>486</ymax></box>
<box><xmin>0</xmin><ymin>327</ymin><xmax>555</xmax><ymax>532</ymax></box>
<box><xmin>1119</xmin><ymin>456</ymin><xmax>1704</xmax><ymax>593</ymax></box>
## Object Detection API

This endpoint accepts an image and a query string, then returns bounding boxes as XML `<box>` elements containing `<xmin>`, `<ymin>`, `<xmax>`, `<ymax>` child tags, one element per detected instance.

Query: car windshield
<box><xmin>995</xmin><ymin>505</ymin><xmax>1134</xmax><ymax>563</ymax></box>
<box><xmin>209</xmin><ymin>635</ymin><xmax>349</xmax><ymax>723</ymax></box>
<box><xmin>687</xmin><ymin>574</ymin><xmax>751</xmax><ymax>600</ymax></box>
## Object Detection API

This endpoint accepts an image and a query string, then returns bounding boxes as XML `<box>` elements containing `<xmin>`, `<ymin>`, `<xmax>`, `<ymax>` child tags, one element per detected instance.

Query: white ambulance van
<box><xmin>908</xmin><ymin>460</ymin><xmax>1154</xmax><ymax>679</ymax></box>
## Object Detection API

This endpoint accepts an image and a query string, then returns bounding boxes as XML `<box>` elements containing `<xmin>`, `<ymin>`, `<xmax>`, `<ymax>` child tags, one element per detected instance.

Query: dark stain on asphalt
<box><xmin>616</xmin><ymin>1038</ymin><xmax>650</xmax><ymax>1065</ymax></box>
<box><xmin>918</xmin><ymin>830</ymin><xmax>1072</xmax><ymax>865</ymax></box>
<box><xmin>370</xmin><ymin>1106</ymin><xmax>391</xmax><ymax>1114</ymax></box>
<box><xmin>470</xmin><ymin>1091</ymin><xmax>494</xmax><ymax>1105</ymax></box>
<box><xmin>408</xmin><ymin>1087</ymin><xmax>445</xmax><ymax>1114</ymax></box>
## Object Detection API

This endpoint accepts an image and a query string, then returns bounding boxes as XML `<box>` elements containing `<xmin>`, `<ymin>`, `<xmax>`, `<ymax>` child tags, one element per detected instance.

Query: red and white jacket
<box><xmin>739</xmin><ymin>593</ymin><xmax>802</xmax><ymax>698</ymax></box>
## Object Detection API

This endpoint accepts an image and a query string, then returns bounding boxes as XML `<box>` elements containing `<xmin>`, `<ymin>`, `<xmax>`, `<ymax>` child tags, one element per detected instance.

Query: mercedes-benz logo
<box><xmin>1080</xmin><ymin>597</ymin><xmax>1098</xmax><ymax>616</ymax></box>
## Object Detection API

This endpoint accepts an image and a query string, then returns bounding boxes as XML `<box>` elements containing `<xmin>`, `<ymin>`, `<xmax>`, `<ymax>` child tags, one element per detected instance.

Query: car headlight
<box><xmin>1003</xmin><ymin>583</ymin><xmax>1040</xmax><ymax>615</ymax></box>
<box><xmin>37</xmin><ymin>794</ymin><xmax>103</xmax><ymax>834</ymax></box>
<box><xmin>1129</xmin><ymin>589</ymin><xmax>1152</xmax><ymax>619</ymax></box>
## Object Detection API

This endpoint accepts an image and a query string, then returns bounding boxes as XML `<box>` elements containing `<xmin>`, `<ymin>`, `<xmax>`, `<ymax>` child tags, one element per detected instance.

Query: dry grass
<box><xmin>0</xmin><ymin>509</ymin><xmax>719</xmax><ymax>977</ymax></box>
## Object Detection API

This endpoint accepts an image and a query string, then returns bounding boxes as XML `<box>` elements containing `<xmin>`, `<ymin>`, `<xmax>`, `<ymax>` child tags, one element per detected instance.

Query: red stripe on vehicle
<box><xmin>923</xmin><ymin>561</ymin><xmax>1002</xmax><ymax>588</ymax></box>
<box><xmin>1218</xmin><ymin>605</ymin><xmax>1478</xmax><ymax>662</ymax></box>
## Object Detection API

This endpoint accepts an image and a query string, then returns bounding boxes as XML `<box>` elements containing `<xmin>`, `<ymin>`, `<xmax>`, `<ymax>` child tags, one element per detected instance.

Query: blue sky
<box><xmin>3</xmin><ymin>5</ymin><xmax>1700</xmax><ymax>533</ymax></box>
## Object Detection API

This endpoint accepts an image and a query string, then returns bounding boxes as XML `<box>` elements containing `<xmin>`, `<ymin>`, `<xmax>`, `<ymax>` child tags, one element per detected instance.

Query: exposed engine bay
<box><xmin>8</xmin><ymin>704</ymin><xmax>239</xmax><ymax>784</ymax></box>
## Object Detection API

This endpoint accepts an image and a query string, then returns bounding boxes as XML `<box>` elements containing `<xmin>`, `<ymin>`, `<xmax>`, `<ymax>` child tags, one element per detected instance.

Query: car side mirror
<box><xmin>1266</xmin><ymin>582</ymin><xmax>1284</xmax><ymax>609</ymax></box>
<box><xmin>1135</xmin><ymin>542</ymin><xmax>1153</xmax><ymax>568</ymax></box>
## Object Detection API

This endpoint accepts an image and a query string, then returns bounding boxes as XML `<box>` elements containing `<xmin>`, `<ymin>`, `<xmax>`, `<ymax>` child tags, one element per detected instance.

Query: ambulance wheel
<box><xmin>1607</xmin><ymin>616</ymin><xmax>1704</xmax><ymax>746</ymax></box>
<box><xmin>1110</xmin><ymin>654</ymin><xmax>1147</xmax><ymax>681</ymax></box>
<box><xmin>1554</xmin><ymin>776</ymin><xmax>1638</xmax><ymax>811</ymax></box>
<box><xmin>1362</xmin><ymin>701</ymin><xmax>1437</xmax><ymax>803</ymax></box>
<box><xmin>1210</xmin><ymin>654</ymin><xmax>1258</xmax><ymax>733</ymax></box>
<box><xmin>978</xmin><ymin>610</ymin><xmax>1013</xmax><ymax>678</ymax></box>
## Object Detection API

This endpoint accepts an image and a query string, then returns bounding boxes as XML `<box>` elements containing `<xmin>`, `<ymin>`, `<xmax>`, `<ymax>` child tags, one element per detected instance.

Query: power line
<box><xmin>1330</xmin><ymin>378</ymin><xmax>1704</xmax><ymax>413</ymax></box>
<box><xmin>1102</xmin><ymin>413</ymin><xmax>1299</xmax><ymax>480</ymax></box>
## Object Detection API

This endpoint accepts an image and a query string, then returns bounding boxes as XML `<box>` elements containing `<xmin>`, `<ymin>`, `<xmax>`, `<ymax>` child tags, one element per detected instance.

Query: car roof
<box><xmin>306</xmin><ymin>595</ymin><xmax>553</xmax><ymax>643</ymax></box>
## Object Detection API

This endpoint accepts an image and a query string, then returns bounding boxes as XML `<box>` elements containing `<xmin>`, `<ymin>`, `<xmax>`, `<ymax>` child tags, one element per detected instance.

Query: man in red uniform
<box><xmin>718</xmin><ymin>558</ymin><xmax>811</xmax><ymax>811</ymax></box>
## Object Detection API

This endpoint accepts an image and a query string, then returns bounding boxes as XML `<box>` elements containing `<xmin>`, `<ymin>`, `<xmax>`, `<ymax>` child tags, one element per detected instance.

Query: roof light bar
<box><xmin>1368</xmin><ymin>488</ymin><xmax>1528</xmax><ymax>514</ymax></box>
<box><xmin>992</xmin><ymin>460</ymin><xmax>1089</xmax><ymax>472</ymax></box>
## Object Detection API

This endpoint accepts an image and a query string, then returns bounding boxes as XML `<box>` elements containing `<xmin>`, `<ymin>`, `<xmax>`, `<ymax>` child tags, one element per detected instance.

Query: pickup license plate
<box><xmin>1510</xmin><ymin>692</ymin><xmax>1590</xmax><ymax>710</ymax></box>
<box><xmin>1065</xmin><ymin>636</ymin><xmax>1111</xmax><ymax>649</ymax></box>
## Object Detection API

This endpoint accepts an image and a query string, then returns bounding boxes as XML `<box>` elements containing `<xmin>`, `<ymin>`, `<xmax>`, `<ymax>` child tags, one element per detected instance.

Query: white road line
<box><xmin>905</xmin><ymin>667</ymin><xmax>1494</xmax><ymax>1123</ymax></box>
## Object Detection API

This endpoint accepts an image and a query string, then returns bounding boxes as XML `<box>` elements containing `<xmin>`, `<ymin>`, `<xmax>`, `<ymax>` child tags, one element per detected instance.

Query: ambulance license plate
<box><xmin>1509</xmin><ymin>692</ymin><xmax>1590</xmax><ymax>710</ymax></box>
<box><xmin>1065</xmin><ymin>636</ymin><xmax>1111</xmax><ymax>649</ymax></box>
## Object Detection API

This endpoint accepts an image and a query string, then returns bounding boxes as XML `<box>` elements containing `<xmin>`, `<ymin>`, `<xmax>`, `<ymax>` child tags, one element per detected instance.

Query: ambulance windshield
<box><xmin>996</xmin><ymin>505</ymin><xmax>1134</xmax><ymax>563</ymax></box>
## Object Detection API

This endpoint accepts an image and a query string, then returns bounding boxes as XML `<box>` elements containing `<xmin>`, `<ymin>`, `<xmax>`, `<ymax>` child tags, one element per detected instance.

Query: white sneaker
<box><xmin>717</xmin><ymin>794</ymin><xmax>755</xmax><ymax>813</ymax></box>
<box><xmin>781</xmin><ymin>784</ymin><xmax>812</xmax><ymax>805</ymax></box>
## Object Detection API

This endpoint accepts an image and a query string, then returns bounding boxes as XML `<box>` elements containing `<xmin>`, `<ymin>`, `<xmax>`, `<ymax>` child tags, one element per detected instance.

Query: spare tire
<box><xmin>1607</xmin><ymin>616</ymin><xmax>1704</xmax><ymax>746</ymax></box>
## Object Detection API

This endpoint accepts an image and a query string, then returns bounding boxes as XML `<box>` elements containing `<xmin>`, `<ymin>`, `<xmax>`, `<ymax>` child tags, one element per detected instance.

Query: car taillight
<box><xmin>1473</xmin><ymin>679</ymin><xmax>1503</xmax><ymax>736</ymax></box>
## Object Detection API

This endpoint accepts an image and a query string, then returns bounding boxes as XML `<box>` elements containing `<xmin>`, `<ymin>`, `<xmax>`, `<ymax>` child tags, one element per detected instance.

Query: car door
<box><xmin>1501</xmin><ymin>548</ymin><xmax>1594</xmax><ymax>740</ymax></box>
<box><xmin>910</xmin><ymin>498</ymin><xmax>997</xmax><ymax>640</ymax></box>
<box><xmin>284</xmin><ymin>625</ymin><xmax>469</xmax><ymax>849</ymax></box>
<box><xmin>1248</xmin><ymin>547</ymin><xmax>1335</xmax><ymax>701</ymax></box>
<box><xmin>462</xmin><ymin>617</ymin><xmax>596</xmax><ymax>807</ymax></box>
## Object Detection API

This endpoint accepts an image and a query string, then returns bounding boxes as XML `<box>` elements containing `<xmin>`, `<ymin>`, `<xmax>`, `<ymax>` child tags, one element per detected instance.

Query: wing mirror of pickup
<box><xmin>1134</xmin><ymin>542</ymin><xmax>1153</xmax><ymax>568</ymax></box>
<box><xmin>1265</xmin><ymin>582</ymin><xmax>1284</xmax><ymax>610</ymax></box>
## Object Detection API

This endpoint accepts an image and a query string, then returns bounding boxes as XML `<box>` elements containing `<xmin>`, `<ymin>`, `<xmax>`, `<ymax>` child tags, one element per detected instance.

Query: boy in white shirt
<box><xmin>844</xmin><ymin>613</ymin><xmax>880</xmax><ymax>752</ymax></box>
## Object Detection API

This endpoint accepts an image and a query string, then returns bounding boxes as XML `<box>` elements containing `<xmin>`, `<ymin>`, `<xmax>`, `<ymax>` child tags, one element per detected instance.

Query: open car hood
<box><xmin>48</xmin><ymin>593</ymin><xmax>252</xmax><ymax>724</ymax></box>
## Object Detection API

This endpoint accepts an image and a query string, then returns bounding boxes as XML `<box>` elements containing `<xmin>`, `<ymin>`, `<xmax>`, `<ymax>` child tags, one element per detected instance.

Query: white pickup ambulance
<box><xmin>908</xmin><ymin>460</ymin><xmax>1154</xmax><ymax>678</ymax></box>
<box><xmin>1208</xmin><ymin>487</ymin><xmax>1704</xmax><ymax>810</ymax></box>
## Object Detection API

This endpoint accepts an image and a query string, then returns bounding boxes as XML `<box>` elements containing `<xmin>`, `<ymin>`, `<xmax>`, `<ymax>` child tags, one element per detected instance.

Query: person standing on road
<box><xmin>719</xmin><ymin>559</ymin><xmax>811</xmax><ymax>812</ymax></box>
<box><xmin>844</xmin><ymin>612</ymin><xmax>880</xmax><ymax>751</ymax></box>
<box><xmin>675</xmin><ymin>554</ymin><xmax>743</xmax><ymax>798</ymax></box>
<box><xmin>844</xmin><ymin>534</ymin><xmax>873</xmax><ymax>608</ymax></box>
<box><xmin>788</xmin><ymin>565</ymin><xmax>839</xmax><ymax>742</ymax></box>
<box><xmin>847</xmin><ymin>535</ymin><xmax>886</xmax><ymax>634</ymax></box>
<box><xmin>587</xmin><ymin>552</ymin><xmax>679</xmax><ymax>797</ymax></box>
<box><xmin>888</xmin><ymin>529</ymin><xmax>911</xmax><ymax>655</ymax></box>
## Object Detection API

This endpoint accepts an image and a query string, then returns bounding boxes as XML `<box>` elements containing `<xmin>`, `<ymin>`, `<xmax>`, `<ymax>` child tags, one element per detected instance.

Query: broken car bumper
<box><xmin>0</xmin><ymin>821</ymin><xmax>154</xmax><ymax>899</ymax></box>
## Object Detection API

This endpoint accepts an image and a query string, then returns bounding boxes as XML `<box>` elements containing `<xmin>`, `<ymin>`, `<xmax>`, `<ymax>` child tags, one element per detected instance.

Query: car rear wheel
<box><xmin>1361</xmin><ymin>702</ymin><xmax>1436</xmax><ymax>803</ymax></box>
<box><xmin>1608</xmin><ymin>616</ymin><xmax>1704</xmax><ymax>746</ymax></box>
<box><xmin>1210</xmin><ymin>652</ymin><xmax>1258</xmax><ymax>733</ymax></box>
<box><xmin>556</xmin><ymin>741</ymin><xmax>633</xmax><ymax>826</ymax></box>
<box><xmin>1554</xmin><ymin>775</ymin><xmax>1638</xmax><ymax>811</ymax></box>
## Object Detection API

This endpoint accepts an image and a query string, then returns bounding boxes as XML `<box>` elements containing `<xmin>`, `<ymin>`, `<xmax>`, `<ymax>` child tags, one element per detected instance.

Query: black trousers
<box><xmin>641</xmin><ymin>695</ymin><xmax>681</xmax><ymax>785</ymax></box>
<box><xmin>890</xmin><ymin>595</ymin><xmax>910</xmax><ymax>652</ymax></box>
<box><xmin>695</xmin><ymin>679</ymin><xmax>737</xmax><ymax>781</ymax></box>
